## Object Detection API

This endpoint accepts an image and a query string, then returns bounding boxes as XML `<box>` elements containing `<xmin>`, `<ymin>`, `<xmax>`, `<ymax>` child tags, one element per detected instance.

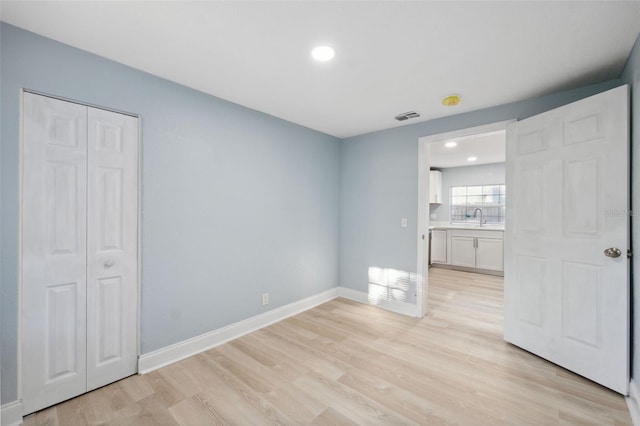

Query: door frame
<box><xmin>416</xmin><ymin>119</ymin><xmax>515</xmax><ymax>317</ymax></box>
<box><xmin>17</xmin><ymin>88</ymin><xmax>143</xmax><ymax>405</ymax></box>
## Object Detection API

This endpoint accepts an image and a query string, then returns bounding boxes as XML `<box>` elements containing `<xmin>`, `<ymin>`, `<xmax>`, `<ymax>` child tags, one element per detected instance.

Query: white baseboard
<box><xmin>138</xmin><ymin>287</ymin><xmax>339</xmax><ymax>374</ymax></box>
<box><xmin>1</xmin><ymin>400</ymin><xmax>23</xmax><ymax>426</ymax></box>
<box><xmin>337</xmin><ymin>286</ymin><xmax>419</xmax><ymax>317</ymax></box>
<box><xmin>627</xmin><ymin>379</ymin><xmax>640</xmax><ymax>426</ymax></box>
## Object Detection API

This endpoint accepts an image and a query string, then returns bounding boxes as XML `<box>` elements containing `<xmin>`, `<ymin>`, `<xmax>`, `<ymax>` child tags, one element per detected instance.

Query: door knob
<box><xmin>604</xmin><ymin>247</ymin><xmax>622</xmax><ymax>258</ymax></box>
<box><xmin>104</xmin><ymin>260</ymin><xmax>115</xmax><ymax>268</ymax></box>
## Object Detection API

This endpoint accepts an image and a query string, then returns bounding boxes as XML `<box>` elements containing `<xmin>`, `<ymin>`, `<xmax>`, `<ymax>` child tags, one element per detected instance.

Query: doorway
<box><xmin>417</xmin><ymin>120</ymin><xmax>513</xmax><ymax>318</ymax></box>
<box><xmin>417</xmin><ymin>85</ymin><xmax>631</xmax><ymax>395</ymax></box>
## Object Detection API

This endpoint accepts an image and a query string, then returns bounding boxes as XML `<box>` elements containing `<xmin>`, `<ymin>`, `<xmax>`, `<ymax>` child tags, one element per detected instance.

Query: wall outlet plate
<box><xmin>262</xmin><ymin>293</ymin><xmax>269</xmax><ymax>306</ymax></box>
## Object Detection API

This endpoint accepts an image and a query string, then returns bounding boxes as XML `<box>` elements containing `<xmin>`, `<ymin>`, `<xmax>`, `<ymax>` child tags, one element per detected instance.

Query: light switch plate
<box><xmin>401</xmin><ymin>218</ymin><xmax>408</xmax><ymax>228</ymax></box>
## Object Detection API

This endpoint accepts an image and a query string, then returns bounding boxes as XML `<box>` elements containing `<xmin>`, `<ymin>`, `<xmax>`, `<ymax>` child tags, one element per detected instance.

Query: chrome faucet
<box><xmin>473</xmin><ymin>208</ymin><xmax>485</xmax><ymax>226</ymax></box>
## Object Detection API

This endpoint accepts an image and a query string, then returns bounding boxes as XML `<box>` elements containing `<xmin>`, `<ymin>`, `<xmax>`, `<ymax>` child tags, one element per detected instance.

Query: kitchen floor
<box><xmin>24</xmin><ymin>268</ymin><xmax>630</xmax><ymax>425</ymax></box>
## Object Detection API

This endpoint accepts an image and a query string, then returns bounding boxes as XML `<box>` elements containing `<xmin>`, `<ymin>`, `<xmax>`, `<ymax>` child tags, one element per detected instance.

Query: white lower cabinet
<box><xmin>475</xmin><ymin>237</ymin><xmax>504</xmax><ymax>271</ymax></box>
<box><xmin>448</xmin><ymin>229</ymin><xmax>504</xmax><ymax>272</ymax></box>
<box><xmin>450</xmin><ymin>236</ymin><xmax>475</xmax><ymax>267</ymax></box>
<box><xmin>431</xmin><ymin>230</ymin><xmax>447</xmax><ymax>263</ymax></box>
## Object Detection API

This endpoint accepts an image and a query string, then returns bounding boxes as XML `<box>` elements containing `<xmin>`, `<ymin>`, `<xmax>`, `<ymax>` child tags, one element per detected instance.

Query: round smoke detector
<box><xmin>442</xmin><ymin>95</ymin><xmax>461</xmax><ymax>107</ymax></box>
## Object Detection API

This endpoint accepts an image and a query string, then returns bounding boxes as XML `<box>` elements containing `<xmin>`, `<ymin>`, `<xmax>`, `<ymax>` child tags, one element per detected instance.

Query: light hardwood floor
<box><xmin>24</xmin><ymin>268</ymin><xmax>631</xmax><ymax>425</ymax></box>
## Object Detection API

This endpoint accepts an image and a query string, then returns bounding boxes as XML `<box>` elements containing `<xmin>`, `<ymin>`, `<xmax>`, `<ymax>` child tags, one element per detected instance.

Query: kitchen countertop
<box><xmin>429</xmin><ymin>222</ymin><xmax>505</xmax><ymax>231</ymax></box>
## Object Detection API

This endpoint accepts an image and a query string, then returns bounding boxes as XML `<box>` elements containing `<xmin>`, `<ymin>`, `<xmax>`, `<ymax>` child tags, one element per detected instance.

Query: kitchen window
<box><xmin>450</xmin><ymin>184</ymin><xmax>506</xmax><ymax>224</ymax></box>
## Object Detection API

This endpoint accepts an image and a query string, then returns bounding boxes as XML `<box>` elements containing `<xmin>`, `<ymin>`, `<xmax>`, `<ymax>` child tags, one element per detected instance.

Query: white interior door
<box><xmin>22</xmin><ymin>92</ymin><xmax>139</xmax><ymax>414</ymax></box>
<box><xmin>504</xmin><ymin>85</ymin><xmax>629</xmax><ymax>394</ymax></box>
<box><xmin>22</xmin><ymin>93</ymin><xmax>88</xmax><ymax>414</ymax></box>
<box><xmin>86</xmin><ymin>107</ymin><xmax>138</xmax><ymax>391</ymax></box>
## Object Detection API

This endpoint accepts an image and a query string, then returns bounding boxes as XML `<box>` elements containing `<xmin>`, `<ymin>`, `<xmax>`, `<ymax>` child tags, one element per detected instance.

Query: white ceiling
<box><xmin>2</xmin><ymin>1</ymin><xmax>639</xmax><ymax>139</ymax></box>
<box><xmin>429</xmin><ymin>130</ymin><xmax>505</xmax><ymax>169</ymax></box>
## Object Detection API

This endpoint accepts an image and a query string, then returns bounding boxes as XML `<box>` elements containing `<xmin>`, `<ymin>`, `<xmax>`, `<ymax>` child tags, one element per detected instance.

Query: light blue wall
<box><xmin>0</xmin><ymin>23</ymin><xmax>341</xmax><ymax>403</ymax></box>
<box><xmin>339</xmin><ymin>79</ymin><xmax>622</xmax><ymax>293</ymax></box>
<box><xmin>3</xmin><ymin>20</ymin><xmax>639</xmax><ymax>408</ymax></box>
<box><xmin>430</xmin><ymin>163</ymin><xmax>505</xmax><ymax>223</ymax></box>
<box><xmin>621</xmin><ymin>32</ymin><xmax>640</xmax><ymax>381</ymax></box>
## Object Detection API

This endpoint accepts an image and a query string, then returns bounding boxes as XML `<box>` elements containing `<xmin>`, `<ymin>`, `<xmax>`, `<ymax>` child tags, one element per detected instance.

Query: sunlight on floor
<box><xmin>367</xmin><ymin>266</ymin><xmax>418</xmax><ymax>305</ymax></box>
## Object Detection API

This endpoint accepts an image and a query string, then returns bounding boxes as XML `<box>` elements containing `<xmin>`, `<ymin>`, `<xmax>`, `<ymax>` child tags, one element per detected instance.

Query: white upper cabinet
<box><xmin>429</xmin><ymin>170</ymin><xmax>442</xmax><ymax>204</ymax></box>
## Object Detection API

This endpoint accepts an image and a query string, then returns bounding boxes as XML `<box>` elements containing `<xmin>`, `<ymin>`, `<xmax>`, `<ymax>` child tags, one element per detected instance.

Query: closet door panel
<box><xmin>22</xmin><ymin>93</ymin><xmax>88</xmax><ymax>415</ymax></box>
<box><xmin>86</xmin><ymin>107</ymin><xmax>138</xmax><ymax>390</ymax></box>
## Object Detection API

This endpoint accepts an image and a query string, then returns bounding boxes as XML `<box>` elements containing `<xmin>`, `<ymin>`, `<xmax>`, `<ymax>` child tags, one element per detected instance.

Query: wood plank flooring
<box><xmin>24</xmin><ymin>268</ymin><xmax>631</xmax><ymax>425</ymax></box>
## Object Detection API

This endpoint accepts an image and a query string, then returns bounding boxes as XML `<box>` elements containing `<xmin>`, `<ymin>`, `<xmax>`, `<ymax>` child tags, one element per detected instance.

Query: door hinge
<box><xmin>628</xmin><ymin>249</ymin><xmax>633</xmax><ymax>259</ymax></box>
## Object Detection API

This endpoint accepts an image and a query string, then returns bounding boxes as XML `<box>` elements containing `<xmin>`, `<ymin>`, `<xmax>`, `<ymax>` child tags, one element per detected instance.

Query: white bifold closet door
<box><xmin>22</xmin><ymin>92</ymin><xmax>138</xmax><ymax>415</ymax></box>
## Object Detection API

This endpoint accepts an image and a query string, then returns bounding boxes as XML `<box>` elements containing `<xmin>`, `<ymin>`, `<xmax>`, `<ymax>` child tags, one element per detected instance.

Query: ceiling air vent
<box><xmin>394</xmin><ymin>111</ymin><xmax>420</xmax><ymax>121</ymax></box>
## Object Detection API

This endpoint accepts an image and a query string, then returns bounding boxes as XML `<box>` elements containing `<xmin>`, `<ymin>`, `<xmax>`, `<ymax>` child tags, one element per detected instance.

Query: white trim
<box><xmin>337</xmin><ymin>286</ymin><xmax>370</xmax><ymax>305</ymax></box>
<box><xmin>22</xmin><ymin>88</ymin><xmax>139</xmax><ymax>118</ymax></box>
<box><xmin>627</xmin><ymin>379</ymin><xmax>640</xmax><ymax>426</ymax></box>
<box><xmin>136</xmin><ymin>116</ymin><xmax>143</xmax><ymax>363</ymax></box>
<box><xmin>416</xmin><ymin>139</ymin><xmax>429</xmax><ymax>318</ymax></box>
<box><xmin>138</xmin><ymin>288</ymin><xmax>339</xmax><ymax>374</ymax></box>
<box><xmin>417</xmin><ymin>120</ymin><xmax>516</xmax><ymax>146</ymax></box>
<box><xmin>416</xmin><ymin>119</ymin><xmax>515</xmax><ymax>320</ymax></box>
<box><xmin>17</xmin><ymin>89</ymin><xmax>25</xmax><ymax>401</ymax></box>
<box><xmin>337</xmin><ymin>286</ymin><xmax>419</xmax><ymax>317</ymax></box>
<box><xmin>1</xmin><ymin>400</ymin><xmax>23</xmax><ymax>426</ymax></box>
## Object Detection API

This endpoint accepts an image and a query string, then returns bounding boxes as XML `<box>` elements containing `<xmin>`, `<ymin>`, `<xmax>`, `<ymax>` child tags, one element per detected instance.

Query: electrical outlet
<box><xmin>262</xmin><ymin>293</ymin><xmax>269</xmax><ymax>306</ymax></box>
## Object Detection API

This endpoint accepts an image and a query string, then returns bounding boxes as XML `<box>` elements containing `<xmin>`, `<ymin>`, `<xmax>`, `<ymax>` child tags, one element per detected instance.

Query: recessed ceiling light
<box><xmin>467</xmin><ymin>156</ymin><xmax>477</xmax><ymax>162</ymax></box>
<box><xmin>442</xmin><ymin>94</ymin><xmax>461</xmax><ymax>107</ymax></box>
<box><xmin>311</xmin><ymin>46</ymin><xmax>335</xmax><ymax>62</ymax></box>
<box><xmin>445</xmin><ymin>141</ymin><xmax>457</xmax><ymax>148</ymax></box>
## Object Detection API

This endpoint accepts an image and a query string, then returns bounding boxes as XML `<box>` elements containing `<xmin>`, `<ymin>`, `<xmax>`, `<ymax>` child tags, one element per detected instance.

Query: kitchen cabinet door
<box><xmin>431</xmin><ymin>230</ymin><xmax>447</xmax><ymax>263</ymax></box>
<box><xmin>450</xmin><ymin>236</ymin><xmax>475</xmax><ymax>268</ymax></box>
<box><xmin>475</xmin><ymin>238</ymin><xmax>503</xmax><ymax>271</ymax></box>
